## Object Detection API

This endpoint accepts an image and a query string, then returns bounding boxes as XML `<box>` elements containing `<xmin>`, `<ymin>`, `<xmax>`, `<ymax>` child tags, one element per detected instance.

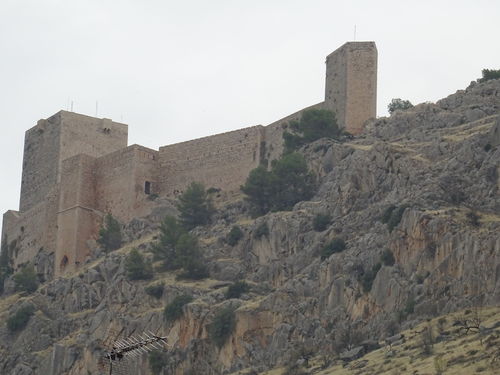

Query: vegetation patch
<box><xmin>164</xmin><ymin>294</ymin><xmax>193</xmax><ymax>322</ymax></box>
<box><xmin>145</xmin><ymin>282</ymin><xmax>164</xmax><ymax>299</ymax></box>
<box><xmin>150</xmin><ymin>216</ymin><xmax>209</xmax><ymax>280</ymax></box>
<box><xmin>254</xmin><ymin>222</ymin><xmax>270</xmax><ymax>239</ymax></box>
<box><xmin>478</xmin><ymin>68</ymin><xmax>500</xmax><ymax>83</ymax></box>
<box><xmin>13</xmin><ymin>264</ymin><xmax>38</xmax><ymax>294</ymax></box>
<box><xmin>380</xmin><ymin>249</ymin><xmax>395</xmax><ymax>266</ymax></box>
<box><xmin>98</xmin><ymin>214</ymin><xmax>122</xmax><ymax>252</ymax></box>
<box><xmin>359</xmin><ymin>263</ymin><xmax>381</xmax><ymax>293</ymax></box>
<box><xmin>241</xmin><ymin>153</ymin><xmax>316</xmax><ymax>216</ymax></box>
<box><xmin>226</xmin><ymin>226</ymin><xmax>244</xmax><ymax>246</ymax></box>
<box><xmin>381</xmin><ymin>205</ymin><xmax>407</xmax><ymax>232</ymax></box>
<box><xmin>282</xmin><ymin>109</ymin><xmax>341</xmax><ymax>153</ymax></box>
<box><xmin>7</xmin><ymin>304</ymin><xmax>36</xmax><ymax>332</ymax></box>
<box><xmin>388</xmin><ymin>98</ymin><xmax>413</xmax><ymax>114</ymax></box>
<box><xmin>320</xmin><ymin>238</ymin><xmax>346</xmax><ymax>260</ymax></box>
<box><xmin>125</xmin><ymin>248</ymin><xmax>153</xmax><ymax>281</ymax></box>
<box><xmin>148</xmin><ymin>349</ymin><xmax>168</xmax><ymax>375</ymax></box>
<box><xmin>225</xmin><ymin>281</ymin><xmax>250</xmax><ymax>299</ymax></box>
<box><xmin>313</xmin><ymin>213</ymin><xmax>331</xmax><ymax>232</ymax></box>
<box><xmin>209</xmin><ymin>306</ymin><xmax>237</xmax><ymax>348</ymax></box>
<box><xmin>177</xmin><ymin>182</ymin><xmax>215</xmax><ymax>230</ymax></box>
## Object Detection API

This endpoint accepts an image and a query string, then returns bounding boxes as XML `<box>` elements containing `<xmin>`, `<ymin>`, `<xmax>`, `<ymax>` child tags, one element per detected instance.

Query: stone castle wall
<box><xmin>94</xmin><ymin>145</ymin><xmax>158</xmax><ymax>223</ymax></box>
<box><xmin>158</xmin><ymin>126</ymin><xmax>264</xmax><ymax>196</ymax></box>
<box><xmin>2</xmin><ymin>41</ymin><xmax>378</xmax><ymax>277</ymax></box>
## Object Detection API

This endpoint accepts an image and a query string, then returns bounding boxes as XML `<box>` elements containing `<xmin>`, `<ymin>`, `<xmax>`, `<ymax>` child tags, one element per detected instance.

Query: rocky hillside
<box><xmin>0</xmin><ymin>79</ymin><xmax>499</xmax><ymax>375</ymax></box>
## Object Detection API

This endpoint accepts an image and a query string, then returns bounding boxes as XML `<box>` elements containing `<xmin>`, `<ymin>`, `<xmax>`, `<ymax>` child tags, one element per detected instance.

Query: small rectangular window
<box><xmin>145</xmin><ymin>181</ymin><xmax>151</xmax><ymax>195</ymax></box>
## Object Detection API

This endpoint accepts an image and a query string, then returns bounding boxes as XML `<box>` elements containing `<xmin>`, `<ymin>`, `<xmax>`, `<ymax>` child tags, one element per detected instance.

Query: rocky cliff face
<box><xmin>0</xmin><ymin>80</ymin><xmax>499</xmax><ymax>375</ymax></box>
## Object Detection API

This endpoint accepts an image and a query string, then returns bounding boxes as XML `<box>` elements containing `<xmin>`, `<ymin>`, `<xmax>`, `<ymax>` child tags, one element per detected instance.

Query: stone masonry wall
<box><xmin>95</xmin><ymin>145</ymin><xmax>159</xmax><ymax>223</ymax></box>
<box><xmin>56</xmin><ymin>154</ymin><xmax>100</xmax><ymax>276</ymax></box>
<box><xmin>2</xmin><ymin>186</ymin><xmax>59</xmax><ymax>271</ymax></box>
<box><xmin>264</xmin><ymin>102</ymin><xmax>326</xmax><ymax>163</ymax></box>
<box><xmin>19</xmin><ymin>111</ymin><xmax>128</xmax><ymax>213</ymax></box>
<box><xmin>19</xmin><ymin>116</ymin><xmax>61</xmax><ymax>212</ymax></box>
<box><xmin>58</xmin><ymin>111</ymin><xmax>128</xmax><ymax>167</ymax></box>
<box><xmin>3</xmin><ymin>42</ymin><xmax>378</xmax><ymax>277</ymax></box>
<box><xmin>158</xmin><ymin>126</ymin><xmax>264</xmax><ymax>196</ymax></box>
<box><xmin>325</xmin><ymin>42</ymin><xmax>377</xmax><ymax>135</ymax></box>
<box><xmin>345</xmin><ymin>43</ymin><xmax>377</xmax><ymax>135</ymax></box>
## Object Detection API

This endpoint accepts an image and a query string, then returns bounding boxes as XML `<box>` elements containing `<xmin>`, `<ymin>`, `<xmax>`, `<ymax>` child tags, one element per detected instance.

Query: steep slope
<box><xmin>0</xmin><ymin>79</ymin><xmax>499</xmax><ymax>375</ymax></box>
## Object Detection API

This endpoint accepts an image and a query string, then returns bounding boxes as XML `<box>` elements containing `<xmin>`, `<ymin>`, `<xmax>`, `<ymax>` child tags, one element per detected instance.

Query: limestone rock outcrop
<box><xmin>0</xmin><ymin>79</ymin><xmax>499</xmax><ymax>374</ymax></box>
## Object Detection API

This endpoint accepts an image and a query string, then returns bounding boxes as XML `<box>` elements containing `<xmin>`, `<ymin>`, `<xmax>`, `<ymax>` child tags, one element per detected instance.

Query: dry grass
<box><xmin>344</xmin><ymin>143</ymin><xmax>373</xmax><ymax>151</ymax></box>
<box><xmin>232</xmin><ymin>307</ymin><xmax>500</xmax><ymax>375</ymax></box>
<box><xmin>442</xmin><ymin>121</ymin><xmax>494</xmax><ymax>142</ymax></box>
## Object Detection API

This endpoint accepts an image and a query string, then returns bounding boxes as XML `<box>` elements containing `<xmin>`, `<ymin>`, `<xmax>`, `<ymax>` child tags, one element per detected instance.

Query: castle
<box><xmin>1</xmin><ymin>42</ymin><xmax>377</xmax><ymax>277</ymax></box>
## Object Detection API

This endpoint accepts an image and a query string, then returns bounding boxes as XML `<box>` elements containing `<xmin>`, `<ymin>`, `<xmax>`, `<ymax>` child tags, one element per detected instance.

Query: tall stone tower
<box><xmin>20</xmin><ymin>111</ymin><xmax>128</xmax><ymax>212</ymax></box>
<box><xmin>3</xmin><ymin>111</ymin><xmax>128</xmax><ymax>271</ymax></box>
<box><xmin>324</xmin><ymin>41</ymin><xmax>377</xmax><ymax>135</ymax></box>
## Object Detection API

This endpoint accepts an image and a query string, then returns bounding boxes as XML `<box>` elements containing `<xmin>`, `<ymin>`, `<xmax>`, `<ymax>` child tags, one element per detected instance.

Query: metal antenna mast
<box><xmin>98</xmin><ymin>331</ymin><xmax>169</xmax><ymax>375</ymax></box>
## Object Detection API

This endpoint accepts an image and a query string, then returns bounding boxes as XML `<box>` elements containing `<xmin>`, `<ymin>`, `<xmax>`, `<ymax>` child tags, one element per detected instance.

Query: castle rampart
<box><xmin>2</xmin><ymin>41</ymin><xmax>377</xmax><ymax>277</ymax></box>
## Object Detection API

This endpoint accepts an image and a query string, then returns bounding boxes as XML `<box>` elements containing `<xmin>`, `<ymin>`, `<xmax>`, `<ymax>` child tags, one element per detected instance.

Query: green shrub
<box><xmin>164</xmin><ymin>294</ymin><xmax>193</xmax><ymax>322</ymax></box>
<box><xmin>225</xmin><ymin>281</ymin><xmax>250</xmax><ymax>299</ymax></box>
<box><xmin>283</xmin><ymin>109</ymin><xmax>341</xmax><ymax>153</ymax></box>
<box><xmin>206</xmin><ymin>187</ymin><xmax>221</xmax><ymax>194</ymax></box>
<box><xmin>125</xmin><ymin>248</ymin><xmax>153</xmax><ymax>281</ymax></box>
<box><xmin>150</xmin><ymin>216</ymin><xmax>209</xmax><ymax>279</ymax></box>
<box><xmin>388</xmin><ymin>98</ymin><xmax>414</xmax><ymax>114</ymax></box>
<box><xmin>466</xmin><ymin>211</ymin><xmax>481</xmax><ymax>227</ymax></box>
<box><xmin>145</xmin><ymin>283</ymin><xmax>164</xmax><ymax>299</ymax></box>
<box><xmin>254</xmin><ymin>222</ymin><xmax>269</xmax><ymax>239</ymax></box>
<box><xmin>98</xmin><ymin>214</ymin><xmax>122</xmax><ymax>252</ymax></box>
<box><xmin>313</xmin><ymin>213</ymin><xmax>331</xmax><ymax>232</ymax></box>
<box><xmin>320</xmin><ymin>238</ymin><xmax>346</xmax><ymax>260</ymax></box>
<box><xmin>226</xmin><ymin>226</ymin><xmax>244</xmax><ymax>246</ymax></box>
<box><xmin>150</xmin><ymin>215</ymin><xmax>186</xmax><ymax>270</ymax></box>
<box><xmin>360</xmin><ymin>263</ymin><xmax>381</xmax><ymax>293</ymax></box>
<box><xmin>13</xmin><ymin>265</ymin><xmax>38</xmax><ymax>294</ymax></box>
<box><xmin>176</xmin><ymin>182</ymin><xmax>215</xmax><ymax>230</ymax></box>
<box><xmin>177</xmin><ymin>257</ymin><xmax>209</xmax><ymax>280</ymax></box>
<box><xmin>209</xmin><ymin>306</ymin><xmax>236</xmax><ymax>348</ymax></box>
<box><xmin>7</xmin><ymin>304</ymin><xmax>35</xmax><ymax>332</ymax></box>
<box><xmin>148</xmin><ymin>349</ymin><xmax>168</xmax><ymax>375</ymax></box>
<box><xmin>381</xmin><ymin>249</ymin><xmax>395</xmax><ymax>266</ymax></box>
<box><xmin>380</xmin><ymin>205</ymin><xmax>396</xmax><ymax>223</ymax></box>
<box><xmin>478</xmin><ymin>68</ymin><xmax>500</xmax><ymax>83</ymax></box>
<box><xmin>241</xmin><ymin>153</ymin><xmax>316</xmax><ymax>216</ymax></box>
<box><xmin>387</xmin><ymin>206</ymin><xmax>407</xmax><ymax>232</ymax></box>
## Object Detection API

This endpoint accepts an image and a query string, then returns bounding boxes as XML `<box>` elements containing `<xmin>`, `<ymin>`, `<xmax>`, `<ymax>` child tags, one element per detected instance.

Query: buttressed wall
<box><xmin>2</xmin><ymin>41</ymin><xmax>378</xmax><ymax>277</ymax></box>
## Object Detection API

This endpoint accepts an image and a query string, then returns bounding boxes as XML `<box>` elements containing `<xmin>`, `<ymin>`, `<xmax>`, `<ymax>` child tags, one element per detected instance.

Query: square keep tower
<box><xmin>325</xmin><ymin>41</ymin><xmax>377</xmax><ymax>135</ymax></box>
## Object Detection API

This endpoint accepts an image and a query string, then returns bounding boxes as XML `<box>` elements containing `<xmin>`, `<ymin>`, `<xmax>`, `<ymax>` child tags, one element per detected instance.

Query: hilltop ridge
<box><xmin>0</xmin><ymin>78</ymin><xmax>499</xmax><ymax>374</ymax></box>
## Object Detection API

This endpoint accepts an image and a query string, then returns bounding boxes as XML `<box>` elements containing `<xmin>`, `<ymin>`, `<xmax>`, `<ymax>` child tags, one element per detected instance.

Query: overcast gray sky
<box><xmin>1</xmin><ymin>0</ymin><xmax>499</xmax><ymax>231</ymax></box>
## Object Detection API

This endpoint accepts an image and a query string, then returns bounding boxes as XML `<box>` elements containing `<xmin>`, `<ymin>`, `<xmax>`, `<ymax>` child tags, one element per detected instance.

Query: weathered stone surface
<box><xmin>0</xmin><ymin>79</ymin><xmax>499</xmax><ymax>375</ymax></box>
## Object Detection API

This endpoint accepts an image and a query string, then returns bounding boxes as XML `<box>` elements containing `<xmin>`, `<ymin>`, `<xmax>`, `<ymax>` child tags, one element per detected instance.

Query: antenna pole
<box><xmin>354</xmin><ymin>25</ymin><xmax>357</xmax><ymax>41</ymax></box>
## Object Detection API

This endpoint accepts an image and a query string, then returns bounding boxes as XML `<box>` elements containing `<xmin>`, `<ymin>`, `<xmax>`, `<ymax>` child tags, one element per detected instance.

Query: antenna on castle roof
<box><xmin>71</xmin><ymin>101</ymin><xmax>74</xmax><ymax>112</ymax></box>
<box><xmin>354</xmin><ymin>25</ymin><xmax>357</xmax><ymax>41</ymax></box>
<box><xmin>96</xmin><ymin>101</ymin><xmax>99</xmax><ymax>117</ymax></box>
